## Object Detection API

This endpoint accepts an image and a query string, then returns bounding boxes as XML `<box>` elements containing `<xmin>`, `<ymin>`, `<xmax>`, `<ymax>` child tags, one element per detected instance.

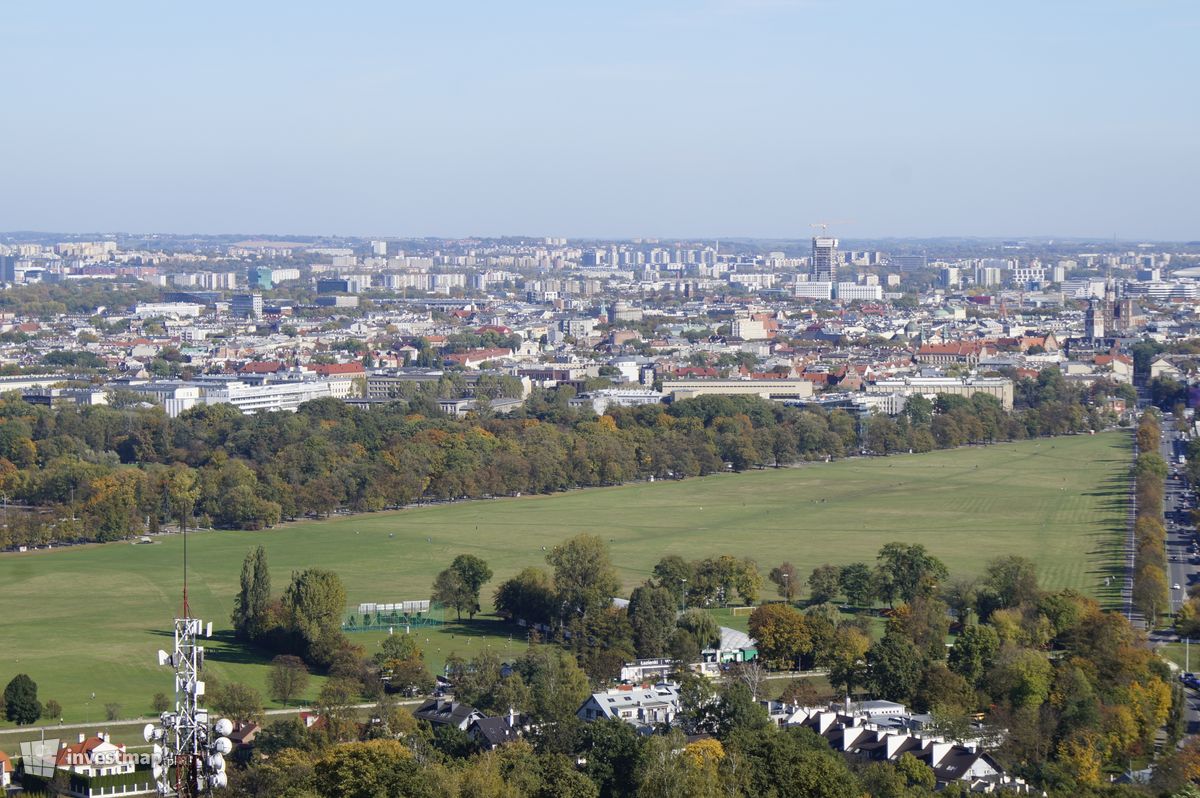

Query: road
<box><xmin>1146</xmin><ymin>410</ymin><xmax>1200</xmax><ymax>742</ymax></box>
<box><xmin>1160</xmin><ymin>412</ymin><xmax>1195</xmax><ymax>616</ymax></box>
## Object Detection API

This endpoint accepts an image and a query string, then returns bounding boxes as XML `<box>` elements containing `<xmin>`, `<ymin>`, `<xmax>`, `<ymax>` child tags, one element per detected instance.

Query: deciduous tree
<box><xmin>748</xmin><ymin>603</ymin><xmax>810</xmax><ymax>670</ymax></box>
<box><xmin>268</xmin><ymin>654</ymin><xmax>310</xmax><ymax>707</ymax></box>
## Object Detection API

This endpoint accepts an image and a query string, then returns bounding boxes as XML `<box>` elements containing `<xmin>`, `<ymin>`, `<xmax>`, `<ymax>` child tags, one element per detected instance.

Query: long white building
<box><xmin>118</xmin><ymin>379</ymin><xmax>334</xmax><ymax>416</ymax></box>
<box><xmin>865</xmin><ymin>376</ymin><xmax>1014</xmax><ymax>411</ymax></box>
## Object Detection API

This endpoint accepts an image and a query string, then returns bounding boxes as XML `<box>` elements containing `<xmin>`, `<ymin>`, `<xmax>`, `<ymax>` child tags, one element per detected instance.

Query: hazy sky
<box><xmin>2</xmin><ymin>1</ymin><xmax>1197</xmax><ymax>240</ymax></box>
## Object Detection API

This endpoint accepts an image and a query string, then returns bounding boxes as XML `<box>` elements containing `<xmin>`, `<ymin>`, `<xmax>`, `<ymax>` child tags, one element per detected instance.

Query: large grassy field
<box><xmin>0</xmin><ymin>432</ymin><xmax>1130</xmax><ymax>727</ymax></box>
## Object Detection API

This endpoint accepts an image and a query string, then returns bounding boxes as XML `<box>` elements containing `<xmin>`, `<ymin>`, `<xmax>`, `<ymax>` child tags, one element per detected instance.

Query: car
<box><xmin>1175</xmin><ymin>583</ymin><xmax>1182</xmax><ymax>591</ymax></box>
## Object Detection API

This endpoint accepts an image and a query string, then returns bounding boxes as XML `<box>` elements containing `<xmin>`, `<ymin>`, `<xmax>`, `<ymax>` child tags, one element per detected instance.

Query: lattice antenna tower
<box><xmin>145</xmin><ymin>527</ymin><xmax>232</xmax><ymax>796</ymax></box>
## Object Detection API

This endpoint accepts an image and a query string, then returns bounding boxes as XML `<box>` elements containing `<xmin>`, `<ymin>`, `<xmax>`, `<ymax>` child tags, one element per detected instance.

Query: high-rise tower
<box><xmin>1085</xmin><ymin>299</ymin><xmax>1105</xmax><ymax>340</ymax></box>
<box><xmin>812</xmin><ymin>237</ymin><xmax>838</xmax><ymax>283</ymax></box>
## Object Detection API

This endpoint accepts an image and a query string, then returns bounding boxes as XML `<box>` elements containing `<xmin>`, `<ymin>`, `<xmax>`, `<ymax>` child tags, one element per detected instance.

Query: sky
<box><xmin>1</xmin><ymin>1</ymin><xmax>1197</xmax><ymax>240</ymax></box>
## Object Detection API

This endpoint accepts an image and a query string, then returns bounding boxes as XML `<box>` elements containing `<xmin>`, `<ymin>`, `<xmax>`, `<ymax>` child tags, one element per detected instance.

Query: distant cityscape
<box><xmin>0</xmin><ymin>232</ymin><xmax>1191</xmax><ymax>421</ymax></box>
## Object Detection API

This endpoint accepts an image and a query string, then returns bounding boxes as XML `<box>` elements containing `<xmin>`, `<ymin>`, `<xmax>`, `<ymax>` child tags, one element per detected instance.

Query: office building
<box><xmin>794</xmin><ymin>281</ymin><xmax>833</xmax><ymax>300</ymax></box>
<box><xmin>230</xmin><ymin>293</ymin><xmax>264</xmax><ymax>318</ymax></box>
<box><xmin>835</xmin><ymin>283</ymin><xmax>883</xmax><ymax>301</ymax></box>
<box><xmin>247</xmin><ymin>265</ymin><xmax>273</xmax><ymax>290</ymax></box>
<box><xmin>812</xmin><ymin>237</ymin><xmax>838</xmax><ymax>283</ymax></box>
<box><xmin>865</xmin><ymin>377</ymin><xmax>1014</xmax><ymax>411</ymax></box>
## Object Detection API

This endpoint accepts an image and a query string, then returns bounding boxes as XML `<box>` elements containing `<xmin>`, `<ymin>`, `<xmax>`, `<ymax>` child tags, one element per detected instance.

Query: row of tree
<box><xmin>0</xmin><ymin>366</ymin><xmax>1124</xmax><ymax>549</ymax></box>
<box><xmin>1132</xmin><ymin>411</ymin><xmax>1170</xmax><ymax>625</ymax></box>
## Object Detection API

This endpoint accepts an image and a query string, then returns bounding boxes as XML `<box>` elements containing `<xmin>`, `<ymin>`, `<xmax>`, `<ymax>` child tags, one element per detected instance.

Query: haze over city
<box><xmin>2</xmin><ymin>0</ymin><xmax>1197</xmax><ymax>240</ymax></box>
<box><xmin>7</xmin><ymin>4</ymin><xmax>1200</xmax><ymax>798</ymax></box>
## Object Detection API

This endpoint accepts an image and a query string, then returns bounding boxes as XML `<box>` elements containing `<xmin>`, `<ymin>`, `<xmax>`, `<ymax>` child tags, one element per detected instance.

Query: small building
<box><xmin>619</xmin><ymin>658</ymin><xmax>676</xmax><ymax>684</ymax></box>
<box><xmin>0</xmin><ymin>749</ymin><xmax>12</xmax><ymax>789</ymax></box>
<box><xmin>701</xmin><ymin>626</ymin><xmax>758</xmax><ymax>667</ymax></box>
<box><xmin>55</xmin><ymin>733</ymin><xmax>135</xmax><ymax>779</ymax></box>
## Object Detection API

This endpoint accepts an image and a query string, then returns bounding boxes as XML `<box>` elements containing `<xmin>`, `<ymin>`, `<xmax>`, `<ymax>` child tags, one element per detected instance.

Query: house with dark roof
<box><xmin>414</xmin><ymin>698</ymin><xmax>484</xmax><ymax>731</ymax></box>
<box><xmin>466</xmin><ymin>708</ymin><xmax>529</xmax><ymax>750</ymax></box>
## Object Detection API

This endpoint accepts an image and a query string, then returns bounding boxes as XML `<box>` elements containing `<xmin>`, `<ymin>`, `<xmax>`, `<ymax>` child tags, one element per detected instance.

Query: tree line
<box><xmin>1132</xmin><ymin>411</ymin><xmax>1170</xmax><ymax>625</ymax></box>
<box><xmin>0</xmin><ymin>366</ymin><xmax>1123</xmax><ymax>550</ymax></box>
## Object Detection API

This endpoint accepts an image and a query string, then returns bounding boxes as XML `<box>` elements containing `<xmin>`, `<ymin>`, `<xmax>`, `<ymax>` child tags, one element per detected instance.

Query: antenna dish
<box><xmin>143</xmin><ymin>724</ymin><xmax>156</xmax><ymax>744</ymax></box>
<box><xmin>214</xmin><ymin>718</ymin><xmax>234</xmax><ymax>737</ymax></box>
<box><xmin>213</xmin><ymin>736</ymin><xmax>233</xmax><ymax>755</ymax></box>
<box><xmin>157</xmin><ymin>650</ymin><xmax>170</xmax><ymax>667</ymax></box>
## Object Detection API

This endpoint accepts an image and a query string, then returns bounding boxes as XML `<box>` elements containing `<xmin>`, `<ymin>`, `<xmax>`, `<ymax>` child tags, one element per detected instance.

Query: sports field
<box><xmin>0</xmin><ymin>432</ymin><xmax>1130</xmax><ymax>726</ymax></box>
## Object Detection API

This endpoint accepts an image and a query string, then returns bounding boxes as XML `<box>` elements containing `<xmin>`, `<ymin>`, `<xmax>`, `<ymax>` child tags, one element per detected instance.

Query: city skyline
<box><xmin>2</xmin><ymin>1</ymin><xmax>1198</xmax><ymax>240</ymax></box>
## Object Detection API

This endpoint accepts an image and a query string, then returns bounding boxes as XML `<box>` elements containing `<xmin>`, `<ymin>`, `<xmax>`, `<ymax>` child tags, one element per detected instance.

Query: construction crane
<box><xmin>809</xmin><ymin>220</ymin><xmax>854</xmax><ymax>235</ymax></box>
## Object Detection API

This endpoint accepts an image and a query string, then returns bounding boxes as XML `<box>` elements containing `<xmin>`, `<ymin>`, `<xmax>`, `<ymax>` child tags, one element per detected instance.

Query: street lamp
<box><xmin>680</xmin><ymin>578</ymin><xmax>688</xmax><ymax>612</ymax></box>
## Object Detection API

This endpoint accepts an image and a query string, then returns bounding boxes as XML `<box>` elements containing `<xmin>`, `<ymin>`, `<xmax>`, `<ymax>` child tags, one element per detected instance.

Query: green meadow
<box><xmin>0</xmin><ymin>432</ymin><xmax>1129</xmax><ymax>726</ymax></box>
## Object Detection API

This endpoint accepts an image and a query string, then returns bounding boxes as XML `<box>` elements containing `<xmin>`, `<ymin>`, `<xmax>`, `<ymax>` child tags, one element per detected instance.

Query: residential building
<box><xmin>577</xmin><ymin>683</ymin><xmax>681</xmax><ymax>733</ymax></box>
<box><xmin>414</xmin><ymin>698</ymin><xmax>483</xmax><ymax>731</ymax></box>
<box><xmin>766</xmin><ymin>702</ymin><xmax>1033</xmax><ymax>793</ymax></box>
<box><xmin>466</xmin><ymin>709</ymin><xmax>529</xmax><ymax>750</ymax></box>
<box><xmin>731</xmin><ymin>316</ymin><xmax>769</xmax><ymax>340</ymax></box>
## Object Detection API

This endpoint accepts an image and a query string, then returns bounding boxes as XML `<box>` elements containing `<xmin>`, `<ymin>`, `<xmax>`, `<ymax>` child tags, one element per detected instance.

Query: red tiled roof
<box><xmin>311</xmin><ymin>362</ymin><xmax>365</xmax><ymax>376</ymax></box>
<box><xmin>55</xmin><ymin>736</ymin><xmax>128</xmax><ymax>767</ymax></box>
<box><xmin>240</xmin><ymin>361</ymin><xmax>285</xmax><ymax>374</ymax></box>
